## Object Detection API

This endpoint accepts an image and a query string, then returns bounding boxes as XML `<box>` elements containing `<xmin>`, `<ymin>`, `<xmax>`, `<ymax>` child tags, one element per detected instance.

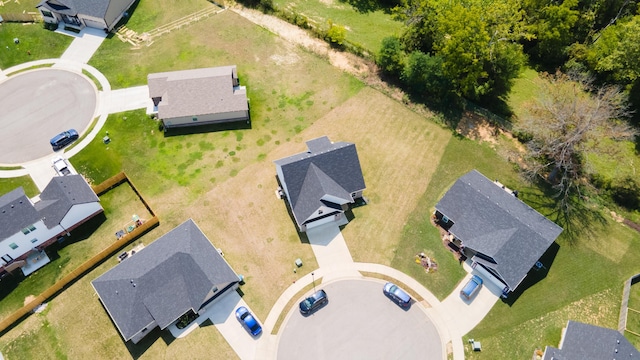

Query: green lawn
<box><xmin>123</xmin><ymin>0</ymin><xmax>215</xmax><ymax>33</ymax></box>
<box><xmin>0</xmin><ymin>0</ymin><xmax>40</xmax><ymax>14</ymax></box>
<box><xmin>272</xmin><ymin>0</ymin><xmax>402</xmax><ymax>54</ymax></box>
<box><xmin>0</xmin><ymin>23</ymin><xmax>72</xmax><ymax>69</ymax></box>
<box><xmin>0</xmin><ymin>175</ymin><xmax>38</xmax><ymax>198</ymax></box>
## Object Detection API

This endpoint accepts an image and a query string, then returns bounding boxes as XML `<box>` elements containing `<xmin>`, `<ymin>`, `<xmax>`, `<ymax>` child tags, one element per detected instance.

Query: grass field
<box><xmin>2</xmin><ymin>0</ymin><xmax>640</xmax><ymax>358</ymax></box>
<box><xmin>123</xmin><ymin>0</ymin><xmax>215</xmax><ymax>33</ymax></box>
<box><xmin>0</xmin><ymin>23</ymin><xmax>72</xmax><ymax>69</ymax></box>
<box><xmin>0</xmin><ymin>175</ymin><xmax>38</xmax><ymax>198</ymax></box>
<box><xmin>272</xmin><ymin>0</ymin><xmax>402</xmax><ymax>54</ymax></box>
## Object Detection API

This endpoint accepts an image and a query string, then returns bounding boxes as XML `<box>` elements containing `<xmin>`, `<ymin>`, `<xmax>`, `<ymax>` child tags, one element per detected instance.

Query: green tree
<box><xmin>326</xmin><ymin>20</ymin><xmax>347</xmax><ymax>46</ymax></box>
<box><xmin>401</xmin><ymin>51</ymin><xmax>452</xmax><ymax>103</ymax></box>
<box><xmin>524</xmin><ymin>0</ymin><xmax>580</xmax><ymax>68</ymax></box>
<box><xmin>395</xmin><ymin>0</ymin><xmax>528</xmax><ymax>100</ymax></box>
<box><xmin>588</xmin><ymin>15</ymin><xmax>640</xmax><ymax>83</ymax></box>
<box><xmin>377</xmin><ymin>36</ymin><xmax>406</xmax><ymax>78</ymax></box>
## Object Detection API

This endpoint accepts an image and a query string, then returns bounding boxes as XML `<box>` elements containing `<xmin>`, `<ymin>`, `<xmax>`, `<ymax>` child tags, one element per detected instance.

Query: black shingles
<box><xmin>274</xmin><ymin>136</ymin><xmax>366</xmax><ymax>228</ymax></box>
<box><xmin>543</xmin><ymin>321</ymin><xmax>640</xmax><ymax>360</ymax></box>
<box><xmin>91</xmin><ymin>219</ymin><xmax>239</xmax><ymax>342</ymax></box>
<box><xmin>435</xmin><ymin>170</ymin><xmax>563</xmax><ymax>291</ymax></box>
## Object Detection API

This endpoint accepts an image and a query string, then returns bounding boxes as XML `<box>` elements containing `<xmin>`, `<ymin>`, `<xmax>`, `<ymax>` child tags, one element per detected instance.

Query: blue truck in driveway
<box><xmin>460</xmin><ymin>275</ymin><xmax>483</xmax><ymax>300</ymax></box>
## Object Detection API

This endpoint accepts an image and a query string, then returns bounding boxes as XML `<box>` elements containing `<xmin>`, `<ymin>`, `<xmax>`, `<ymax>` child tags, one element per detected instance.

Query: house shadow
<box><xmin>124</xmin><ymin>326</ymin><xmax>174</xmax><ymax>359</ymax></box>
<box><xmin>162</xmin><ymin>120</ymin><xmax>252</xmax><ymax>137</ymax></box>
<box><xmin>48</xmin><ymin>212</ymin><xmax>107</xmax><ymax>252</ymax></box>
<box><xmin>501</xmin><ymin>241</ymin><xmax>560</xmax><ymax>306</ymax></box>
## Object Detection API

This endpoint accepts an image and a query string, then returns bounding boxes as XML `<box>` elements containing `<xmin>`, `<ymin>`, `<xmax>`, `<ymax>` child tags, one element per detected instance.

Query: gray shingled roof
<box><xmin>274</xmin><ymin>136</ymin><xmax>366</xmax><ymax>227</ymax></box>
<box><xmin>91</xmin><ymin>219</ymin><xmax>239</xmax><ymax>341</ymax></box>
<box><xmin>148</xmin><ymin>66</ymin><xmax>248</xmax><ymax>120</ymax></box>
<box><xmin>35</xmin><ymin>175</ymin><xmax>100</xmax><ymax>229</ymax></box>
<box><xmin>37</xmin><ymin>0</ymin><xmax>107</xmax><ymax>18</ymax></box>
<box><xmin>543</xmin><ymin>321</ymin><xmax>640</xmax><ymax>360</ymax></box>
<box><xmin>435</xmin><ymin>170</ymin><xmax>563</xmax><ymax>291</ymax></box>
<box><xmin>0</xmin><ymin>188</ymin><xmax>41</xmax><ymax>240</ymax></box>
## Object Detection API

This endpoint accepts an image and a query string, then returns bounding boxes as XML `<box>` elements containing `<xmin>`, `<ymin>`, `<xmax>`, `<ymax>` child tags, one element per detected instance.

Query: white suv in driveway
<box><xmin>52</xmin><ymin>156</ymin><xmax>71</xmax><ymax>176</ymax></box>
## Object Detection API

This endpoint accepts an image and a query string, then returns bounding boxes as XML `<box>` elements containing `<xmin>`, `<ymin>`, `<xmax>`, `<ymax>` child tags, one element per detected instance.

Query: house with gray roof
<box><xmin>0</xmin><ymin>175</ymin><xmax>102</xmax><ymax>277</ymax></box>
<box><xmin>542</xmin><ymin>321</ymin><xmax>640</xmax><ymax>359</ymax></box>
<box><xmin>148</xmin><ymin>66</ymin><xmax>250</xmax><ymax>131</ymax></box>
<box><xmin>274</xmin><ymin>136</ymin><xmax>366</xmax><ymax>232</ymax></box>
<box><xmin>92</xmin><ymin>219</ymin><xmax>240</xmax><ymax>344</ymax></box>
<box><xmin>36</xmin><ymin>0</ymin><xmax>135</xmax><ymax>32</ymax></box>
<box><xmin>434</xmin><ymin>170</ymin><xmax>562</xmax><ymax>296</ymax></box>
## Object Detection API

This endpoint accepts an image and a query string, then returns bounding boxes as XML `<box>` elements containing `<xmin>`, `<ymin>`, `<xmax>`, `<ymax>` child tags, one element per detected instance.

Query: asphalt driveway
<box><xmin>277</xmin><ymin>279</ymin><xmax>443</xmax><ymax>360</ymax></box>
<box><xmin>0</xmin><ymin>69</ymin><xmax>96</xmax><ymax>164</ymax></box>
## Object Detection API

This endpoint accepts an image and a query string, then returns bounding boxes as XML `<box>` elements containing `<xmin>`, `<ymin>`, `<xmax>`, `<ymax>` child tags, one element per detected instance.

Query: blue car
<box><xmin>50</xmin><ymin>129</ymin><xmax>79</xmax><ymax>150</ymax></box>
<box><xmin>235</xmin><ymin>306</ymin><xmax>262</xmax><ymax>336</ymax></box>
<box><xmin>460</xmin><ymin>275</ymin><xmax>483</xmax><ymax>300</ymax></box>
<box><xmin>383</xmin><ymin>282</ymin><xmax>411</xmax><ymax>307</ymax></box>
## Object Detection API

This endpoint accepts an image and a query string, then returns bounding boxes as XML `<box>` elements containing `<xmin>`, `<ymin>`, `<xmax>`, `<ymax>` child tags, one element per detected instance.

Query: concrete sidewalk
<box><xmin>306</xmin><ymin>224</ymin><xmax>360</xmax><ymax>280</ymax></box>
<box><xmin>57</xmin><ymin>27</ymin><xmax>107</xmax><ymax>65</ymax></box>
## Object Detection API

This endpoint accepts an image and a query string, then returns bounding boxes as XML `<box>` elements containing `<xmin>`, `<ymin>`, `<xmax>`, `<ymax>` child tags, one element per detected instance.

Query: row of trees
<box><xmin>378</xmin><ymin>0</ymin><xmax>640</xmax><ymax>215</ymax></box>
<box><xmin>379</xmin><ymin>0</ymin><xmax>640</xmax><ymax>113</ymax></box>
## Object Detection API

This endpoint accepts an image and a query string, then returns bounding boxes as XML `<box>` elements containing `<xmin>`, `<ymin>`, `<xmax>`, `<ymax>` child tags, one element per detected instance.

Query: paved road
<box><xmin>0</xmin><ymin>69</ymin><xmax>96</xmax><ymax>164</ymax></box>
<box><xmin>277</xmin><ymin>279</ymin><xmax>443</xmax><ymax>360</ymax></box>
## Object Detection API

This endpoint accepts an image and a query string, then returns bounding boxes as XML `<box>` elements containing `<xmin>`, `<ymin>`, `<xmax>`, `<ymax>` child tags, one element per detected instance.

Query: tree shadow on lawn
<box><xmin>501</xmin><ymin>241</ymin><xmax>559</xmax><ymax>306</ymax></box>
<box><xmin>521</xmin><ymin>180</ymin><xmax>608</xmax><ymax>246</ymax></box>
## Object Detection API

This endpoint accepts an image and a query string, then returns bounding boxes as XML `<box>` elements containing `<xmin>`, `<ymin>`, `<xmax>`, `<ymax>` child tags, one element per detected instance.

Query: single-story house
<box><xmin>274</xmin><ymin>136</ymin><xmax>366</xmax><ymax>232</ymax></box>
<box><xmin>36</xmin><ymin>0</ymin><xmax>136</xmax><ymax>32</ymax></box>
<box><xmin>148</xmin><ymin>66</ymin><xmax>250</xmax><ymax>130</ymax></box>
<box><xmin>434</xmin><ymin>170</ymin><xmax>563</xmax><ymax>296</ymax></box>
<box><xmin>91</xmin><ymin>219</ymin><xmax>240</xmax><ymax>344</ymax></box>
<box><xmin>0</xmin><ymin>175</ymin><xmax>103</xmax><ymax>277</ymax></box>
<box><xmin>542</xmin><ymin>320</ymin><xmax>640</xmax><ymax>359</ymax></box>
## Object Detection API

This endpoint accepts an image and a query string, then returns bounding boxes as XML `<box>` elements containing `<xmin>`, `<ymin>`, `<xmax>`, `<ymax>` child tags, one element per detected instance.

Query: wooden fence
<box><xmin>0</xmin><ymin>173</ymin><xmax>159</xmax><ymax>335</ymax></box>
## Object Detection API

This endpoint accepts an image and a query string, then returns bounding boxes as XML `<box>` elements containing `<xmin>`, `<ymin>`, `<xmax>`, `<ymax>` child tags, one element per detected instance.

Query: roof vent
<box><xmin>318</xmin><ymin>210</ymin><xmax>323</xmax><ymax>214</ymax></box>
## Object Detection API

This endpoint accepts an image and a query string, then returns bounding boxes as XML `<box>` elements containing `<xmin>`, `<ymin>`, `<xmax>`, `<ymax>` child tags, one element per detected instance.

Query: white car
<box><xmin>52</xmin><ymin>156</ymin><xmax>71</xmax><ymax>176</ymax></box>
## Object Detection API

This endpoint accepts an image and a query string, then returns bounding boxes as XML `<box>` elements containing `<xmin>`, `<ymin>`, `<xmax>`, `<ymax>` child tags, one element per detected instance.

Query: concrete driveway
<box><xmin>277</xmin><ymin>279</ymin><xmax>444</xmax><ymax>360</ymax></box>
<box><xmin>0</xmin><ymin>69</ymin><xmax>96</xmax><ymax>164</ymax></box>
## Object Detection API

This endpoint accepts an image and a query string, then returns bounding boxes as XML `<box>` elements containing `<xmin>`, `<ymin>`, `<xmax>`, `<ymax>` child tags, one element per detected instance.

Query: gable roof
<box><xmin>435</xmin><ymin>170</ymin><xmax>563</xmax><ymax>291</ymax></box>
<box><xmin>147</xmin><ymin>66</ymin><xmax>248</xmax><ymax>120</ymax></box>
<box><xmin>543</xmin><ymin>321</ymin><xmax>640</xmax><ymax>360</ymax></box>
<box><xmin>0</xmin><ymin>175</ymin><xmax>99</xmax><ymax>240</ymax></box>
<box><xmin>91</xmin><ymin>219</ymin><xmax>239</xmax><ymax>341</ymax></box>
<box><xmin>37</xmin><ymin>0</ymin><xmax>130</xmax><ymax>24</ymax></box>
<box><xmin>274</xmin><ymin>136</ymin><xmax>365</xmax><ymax>227</ymax></box>
<box><xmin>35</xmin><ymin>175</ymin><xmax>100</xmax><ymax>228</ymax></box>
<box><xmin>0</xmin><ymin>188</ymin><xmax>41</xmax><ymax>240</ymax></box>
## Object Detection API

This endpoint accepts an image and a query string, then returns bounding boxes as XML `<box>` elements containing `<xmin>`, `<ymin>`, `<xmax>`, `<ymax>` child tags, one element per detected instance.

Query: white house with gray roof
<box><xmin>92</xmin><ymin>219</ymin><xmax>240</xmax><ymax>344</ymax></box>
<box><xmin>0</xmin><ymin>175</ymin><xmax>102</xmax><ymax>277</ymax></box>
<box><xmin>36</xmin><ymin>0</ymin><xmax>135</xmax><ymax>32</ymax></box>
<box><xmin>543</xmin><ymin>321</ymin><xmax>640</xmax><ymax>359</ymax></box>
<box><xmin>148</xmin><ymin>66</ymin><xmax>250</xmax><ymax>130</ymax></box>
<box><xmin>435</xmin><ymin>170</ymin><xmax>563</xmax><ymax>296</ymax></box>
<box><xmin>274</xmin><ymin>136</ymin><xmax>366</xmax><ymax>232</ymax></box>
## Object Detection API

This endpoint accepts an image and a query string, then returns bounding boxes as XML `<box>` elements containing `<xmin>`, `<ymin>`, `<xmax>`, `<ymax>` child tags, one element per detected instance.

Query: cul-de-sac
<box><xmin>1</xmin><ymin>0</ymin><xmax>640</xmax><ymax>359</ymax></box>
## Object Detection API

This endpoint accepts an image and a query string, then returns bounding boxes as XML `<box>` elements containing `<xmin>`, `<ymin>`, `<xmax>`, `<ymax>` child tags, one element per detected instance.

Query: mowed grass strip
<box><xmin>0</xmin><ymin>182</ymin><xmax>154</xmax><ymax>321</ymax></box>
<box><xmin>123</xmin><ymin>0</ymin><xmax>216</xmax><ymax>33</ymax></box>
<box><xmin>272</xmin><ymin>0</ymin><xmax>402</xmax><ymax>54</ymax></box>
<box><xmin>0</xmin><ymin>175</ymin><xmax>38</xmax><ymax>198</ymax></box>
<box><xmin>0</xmin><ymin>23</ymin><xmax>73</xmax><ymax>69</ymax></box>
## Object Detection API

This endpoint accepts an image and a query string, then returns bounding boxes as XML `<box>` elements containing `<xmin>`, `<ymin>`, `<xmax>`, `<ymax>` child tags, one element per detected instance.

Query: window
<box><xmin>442</xmin><ymin>215</ymin><xmax>450</xmax><ymax>223</ymax></box>
<box><xmin>41</xmin><ymin>10</ymin><xmax>53</xmax><ymax>18</ymax></box>
<box><xmin>28</xmin><ymin>225</ymin><xmax>36</xmax><ymax>231</ymax></box>
<box><xmin>31</xmin><ymin>238</ymin><xmax>38</xmax><ymax>244</ymax></box>
<box><xmin>192</xmin><ymin>117</ymin><xmax>198</xmax><ymax>122</ymax></box>
<box><xmin>22</xmin><ymin>228</ymin><xmax>30</xmax><ymax>235</ymax></box>
<box><xmin>9</xmin><ymin>243</ymin><xmax>18</xmax><ymax>250</ymax></box>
